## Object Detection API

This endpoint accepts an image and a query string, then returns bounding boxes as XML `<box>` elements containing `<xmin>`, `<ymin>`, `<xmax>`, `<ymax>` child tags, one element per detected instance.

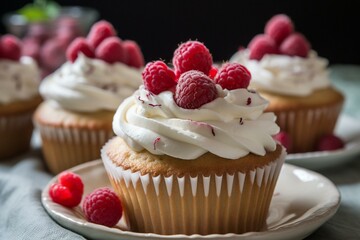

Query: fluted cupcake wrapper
<box><xmin>0</xmin><ymin>112</ymin><xmax>34</xmax><ymax>159</ymax></box>
<box><xmin>35</xmin><ymin>123</ymin><xmax>114</xmax><ymax>174</ymax></box>
<box><xmin>102</xmin><ymin>144</ymin><xmax>286</xmax><ymax>235</ymax></box>
<box><xmin>275</xmin><ymin>102</ymin><xmax>343</xmax><ymax>153</ymax></box>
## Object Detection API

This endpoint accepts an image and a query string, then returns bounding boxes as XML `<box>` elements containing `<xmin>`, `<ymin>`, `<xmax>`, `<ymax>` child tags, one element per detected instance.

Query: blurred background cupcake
<box><xmin>33</xmin><ymin>19</ymin><xmax>145</xmax><ymax>174</ymax></box>
<box><xmin>0</xmin><ymin>34</ymin><xmax>42</xmax><ymax>159</ymax></box>
<box><xmin>2</xmin><ymin>0</ymin><xmax>99</xmax><ymax>78</ymax></box>
<box><xmin>230</xmin><ymin>14</ymin><xmax>344</xmax><ymax>153</ymax></box>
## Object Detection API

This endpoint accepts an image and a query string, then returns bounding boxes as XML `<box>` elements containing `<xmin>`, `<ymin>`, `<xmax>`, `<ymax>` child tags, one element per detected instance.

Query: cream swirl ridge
<box><xmin>40</xmin><ymin>54</ymin><xmax>142</xmax><ymax>112</ymax></box>
<box><xmin>0</xmin><ymin>57</ymin><xmax>40</xmax><ymax>104</ymax></box>
<box><xmin>230</xmin><ymin>50</ymin><xmax>330</xmax><ymax>96</ymax></box>
<box><xmin>113</xmin><ymin>85</ymin><xmax>280</xmax><ymax>160</ymax></box>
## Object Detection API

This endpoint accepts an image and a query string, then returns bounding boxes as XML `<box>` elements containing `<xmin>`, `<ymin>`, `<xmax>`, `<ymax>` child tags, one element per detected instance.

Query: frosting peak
<box><xmin>0</xmin><ymin>56</ymin><xmax>40</xmax><ymax>104</ymax></box>
<box><xmin>40</xmin><ymin>54</ymin><xmax>142</xmax><ymax>112</ymax></box>
<box><xmin>113</xmin><ymin>85</ymin><xmax>280</xmax><ymax>160</ymax></box>
<box><xmin>230</xmin><ymin>50</ymin><xmax>330</xmax><ymax>96</ymax></box>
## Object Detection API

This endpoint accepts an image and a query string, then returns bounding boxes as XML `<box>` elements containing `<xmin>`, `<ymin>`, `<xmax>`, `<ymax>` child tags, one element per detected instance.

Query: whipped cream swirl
<box><xmin>230</xmin><ymin>50</ymin><xmax>330</xmax><ymax>96</ymax></box>
<box><xmin>40</xmin><ymin>54</ymin><xmax>142</xmax><ymax>112</ymax></box>
<box><xmin>113</xmin><ymin>85</ymin><xmax>280</xmax><ymax>160</ymax></box>
<box><xmin>0</xmin><ymin>57</ymin><xmax>40</xmax><ymax>104</ymax></box>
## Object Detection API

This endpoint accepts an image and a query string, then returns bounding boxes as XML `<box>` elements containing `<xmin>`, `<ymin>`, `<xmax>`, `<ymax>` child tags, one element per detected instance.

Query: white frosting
<box><xmin>113</xmin><ymin>85</ymin><xmax>280</xmax><ymax>160</ymax></box>
<box><xmin>0</xmin><ymin>56</ymin><xmax>40</xmax><ymax>104</ymax></box>
<box><xmin>40</xmin><ymin>54</ymin><xmax>142</xmax><ymax>112</ymax></box>
<box><xmin>230</xmin><ymin>49</ymin><xmax>330</xmax><ymax>96</ymax></box>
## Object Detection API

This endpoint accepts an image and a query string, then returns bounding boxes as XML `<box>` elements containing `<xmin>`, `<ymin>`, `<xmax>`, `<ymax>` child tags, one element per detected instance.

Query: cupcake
<box><xmin>0</xmin><ymin>34</ymin><xmax>42</xmax><ymax>159</ymax></box>
<box><xmin>101</xmin><ymin>40</ymin><xmax>286</xmax><ymax>235</ymax></box>
<box><xmin>230</xmin><ymin>14</ymin><xmax>344</xmax><ymax>153</ymax></box>
<box><xmin>33</xmin><ymin>20</ymin><xmax>145</xmax><ymax>174</ymax></box>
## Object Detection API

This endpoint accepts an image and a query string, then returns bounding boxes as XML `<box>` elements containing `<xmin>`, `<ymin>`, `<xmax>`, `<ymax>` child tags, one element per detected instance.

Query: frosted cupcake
<box><xmin>0</xmin><ymin>34</ymin><xmax>42</xmax><ymax>159</ymax></box>
<box><xmin>230</xmin><ymin>14</ymin><xmax>344</xmax><ymax>153</ymax></box>
<box><xmin>33</xmin><ymin>20</ymin><xmax>144</xmax><ymax>174</ymax></box>
<box><xmin>102</xmin><ymin>40</ymin><xmax>286</xmax><ymax>235</ymax></box>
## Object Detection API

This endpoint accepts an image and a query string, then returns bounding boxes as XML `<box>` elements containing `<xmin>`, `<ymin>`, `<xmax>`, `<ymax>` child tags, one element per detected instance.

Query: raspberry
<box><xmin>214</xmin><ymin>63</ymin><xmax>251</xmax><ymax>90</ymax></box>
<box><xmin>123</xmin><ymin>40</ymin><xmax>144</xmax><ymax>68</ymax></box>
<box><xmin>248</xmin><ymin>34</ymin><xmax>278</xmax><ymax>60</ymax></box>
<box><xmin>22</xmin><ymin>37</ymin><xmax>41</xmax><ymax>62</ymax></box>
<box><xmin>142</xmin><ymin>61</ymin><xmax>176</xmax><ymax>94</ymax></box>
<box><xmin>172</xmin><ymin>40</ymin><xmax>213</xmax><ymax>77</ymax></box>
<box><xmin>208</xmin><ymin>66</ymin><xmax>218</xmax><ymax>79</ymax></box>
<box><xmin>175</xmin><ymin>70</ymin><xmax>218</xmax><ymax>109</ymax></box>
<box><xmin>315</xmin><ymin>134</ymin><xmax>344</xmax><ymax>151</ymax></box>
<box><xmin>49</xmin><ymin>171</ymin><xmax>84</xmax><ymax>208</ymax></box>
<box><xmin>40</xmin><ymin>38</ymin><xmax>67</xmax><ymax>71</ymax></box>
<box><xmin>279</xmin><ymin>33</ymin><xmax>310</xmax><ymax>58</ymax></box>
<box><xmin>66</xmin><ymin>37</ymin><xmax>95</xmax><ymax>62</ymax></box>
<box><xmin>87</xmin><ymin>20</ymin><xmax>116</xmax><ymax>49</ymax></box>
<box><xmin>0</xmin><ymin>34</ymin><xmax>22</xmax><ymax>61</ymax></box>
<box><xmin>265</xmin><ymin>14</ymin><xmax>294</xmax><ymax>45</ymax></box>
<box><xmin>273</xmin><ymin>131</ymin><xmax>292</xmax><ymax>152</ymax></box>
<box><xmin>82</xmin><ymin>187</ymin><xmax>123</xmax><ymax>227</ymax></box>
<box><xmin>95</xmin><ymin>36</ymin><xmax>126</xmax><ymax>64</ymax></box>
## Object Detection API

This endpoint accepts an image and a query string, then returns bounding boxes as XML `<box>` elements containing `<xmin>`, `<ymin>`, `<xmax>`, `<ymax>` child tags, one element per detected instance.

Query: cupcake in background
<box><xmin>230</xmin><ymin>14</ymin><xmax>344</xmax><ymax>153</ymax></box>
<box><xmin>33</xmin><ymin>20</ymin><xmax>144</xmax><ymax>174</ymax></box>
<box><xmin>102</xmin><ymin>40</ymin><xmax>286</xmax><ymax>235</ymax></box>
<box><xmin>0</xmin><ymin>34</ymin><xmax>42</xmax><ymax>159</ymax></box>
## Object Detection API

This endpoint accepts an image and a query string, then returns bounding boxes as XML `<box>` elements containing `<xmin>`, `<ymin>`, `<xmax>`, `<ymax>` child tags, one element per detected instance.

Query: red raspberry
<box><xmin>49</xmin><ymin>171</ymin><xmax>84</xmax><ymax>208</ymax></box>
<box><xmin>22</xmin><ymin>37</ymin><xmax>41</xmax><ymax>62</ymax></box>
<box><xmin>95</xmin><ymin>36</ymin><xmax>126</xmax><ymax>64</ymax></box>
<box><xmin>273</xmin><ymin>131</ymin><xmax>292</xmax><ymax>152</ymax></box>
<box><xmin>66</xmin><ymin>37</ymin><xmax>95</xmax><ymax>62</ymax></box>
<box><xmin>82</xmin><ymin>187</ymin><xmax>123</xmax><ymax>227</ymax></box>
<box><xmin>0</xmin><ymin>34</ymin><xmax>22</xmax><ymax>61</ymax></box>
<box><xmin>40</xmin><ymin>38</ymin><xmax>67</xmax><ymax>71</ymax></box>
<box><xmin>175</xmin><ymin>70</ymin><xmax>218</xmax><ymax>109</ymax></box>
<box><xmin>87</xmin><ymin>20</ymin><xmax>116</xmax><ymax>49</ymax></box>
<box><xmin>265</xmin><ymin>14</ymin><xmax>294</xmax><ymax>45</ymax></box>
<box><xmin>214</xmin><ymin>63</ymin><xmax>251</xmax><ymax>90</ymax></box>
<box><xmin>248</xmin><ymin>34</ymin><xmax>278</xmax><ymax>60</ymax></box>
<box><xmin>279</xmin><ymin>33</ymin><xmax>310</xmax><ymax>58</ymax></box>
<box><xmin>208</xmin><ymin>66</ymin><xmax>218</xmax><ymax>79</ymax></box>
<box><xmin>172</xmin><ymin>40</ymin><xmax>213</xmax><ymax>77</ymax></box>
<box><xmin>315</xmin><ymin>134</ymin><xmax>344</xmax><ymax>151</ymax></box>
<box><xmin>123</xmin><ymin>40</ymin><xmax>144</xmax><ymax>68</ymax></box>
<box><xmin>142</xmin><ymin>61</ymin><xmax>176</xmax><ymax>94</ymax></box>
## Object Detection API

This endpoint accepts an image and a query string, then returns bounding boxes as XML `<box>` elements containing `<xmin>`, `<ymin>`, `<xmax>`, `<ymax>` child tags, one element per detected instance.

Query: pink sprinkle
<box><xmin>149</xmin><ymin>103</ymin><xmax>162</xmax><ymax>107</ymax></box>
<box><xmin>153</xmin><ymin>137</ymin><xmax>161</xmax><ymax>150</ymax></box>
<box><xmin>239</xmin><ymin>118</ymin><xmax>244</xmax><ymax>125</ymax></box>
<box><xmin>190</xmin><ymin>120</ymin><xmax>215</xmax><ymax>136</ymax></box>
<box><xmin>247</xmin><ymin>97</ymin><xmax>252</xmax><ymax>105</ymax></box>
<box><xmin>137</xmin><ymin>96</ymin><xmax>145</xmax><ymax>104</ymax></box>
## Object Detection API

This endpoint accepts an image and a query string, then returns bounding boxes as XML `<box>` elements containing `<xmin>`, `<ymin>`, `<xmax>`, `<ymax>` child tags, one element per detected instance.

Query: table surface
<box><xmin>1</xmin><ymin>64</ymin><xmax>360</xmax><ymax>240</ymax></box>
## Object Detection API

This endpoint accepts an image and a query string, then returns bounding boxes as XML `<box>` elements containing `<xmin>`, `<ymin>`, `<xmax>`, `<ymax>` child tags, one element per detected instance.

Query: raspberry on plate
<box><xmin>82</xmin><ymin>187</ymin><xmax>123</xmax><ymax>227</ymax></box>
<box><xmin>248</xmin><ymin>34</ymin><xmax>278</xmax><ymax>60</ymax></box>
<box><xmin>214</xmin><ymin>63</ymin><xmax>251</xmax><ymax>90</ymax></box>
<box><xmin>315</xmin><ymin>134</ymin><xmax>344</xmax><ymax>151</ymax></box>
<box><xmin>142</xmin><ymin>60</ymin><xmax>176</xmax><ymax>94</ymax></box>
<box><xmin>87</xmin><ymin>20</ymin><xmax>117</xmax><ymax>49</ymax></box>
<box><xmin>49</xmin><ymin>171</ymin><xmax>84</xmax><ymax>208</ymax></box>
<box><xmin>279</xmin><ymin>32</ymin><xmax>310</xmax><ymax>58</ymax></box>
<box><xmin>172</xmin><ymin>40</ymin><xmax>213</xmax><ymax>77</ymax></box>
<box><xmin>265</xmin><ymin>14</ymin><xmax>294</xmax><ymax>45</ymax></box>
<box><xmin>66</xmin><ymin>37</ymin><xmax>95</xmax><ymax>62</ymax></box>
<box><xmin>174</xmin><ymin>70</ymin><xmax>218</xmax><ymax>109</ymax></box>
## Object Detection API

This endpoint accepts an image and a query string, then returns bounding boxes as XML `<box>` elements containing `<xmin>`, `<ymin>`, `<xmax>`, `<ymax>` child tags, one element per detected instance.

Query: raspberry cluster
<box><xmin>142</xmin><ymin>40</ymin><xmax>252</xmax><ymax>109</ymax></box>
<box><xmin>246</xmin><ymin>14</ymin><xmax>311</xmax><ymax>60</ymax></box>
<box><xmin>66</xmin><ymin>20</ymin><xmax>144</xmax><ymax>68</ymax></box>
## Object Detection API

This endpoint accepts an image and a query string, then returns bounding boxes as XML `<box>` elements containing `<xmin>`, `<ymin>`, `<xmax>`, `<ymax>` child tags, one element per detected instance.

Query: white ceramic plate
<box><xmin>42</xmin><ymin>160</ymin><xmax>340</xmax><ymax>240</ymax></box>
<box><xmin>286</xmin><ymin>114</ymin><xmax>360</xmax><ymax>170</ymax></box>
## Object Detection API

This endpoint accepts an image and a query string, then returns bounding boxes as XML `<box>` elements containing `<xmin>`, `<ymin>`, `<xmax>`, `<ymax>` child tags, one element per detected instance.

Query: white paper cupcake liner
<box><xmin>275</xmin><ymin>103</ymin><xmax>343</xmax><ymax>153</ymax></box>
<box><xmin>101</xmin><ymin>142</ymin><xmax>286</xmax><ymax>235</ymax></box>
<box><xmin>36</xmin><ymin>123</ymin><xmax>114</xmax><ymax>174</ymax></box>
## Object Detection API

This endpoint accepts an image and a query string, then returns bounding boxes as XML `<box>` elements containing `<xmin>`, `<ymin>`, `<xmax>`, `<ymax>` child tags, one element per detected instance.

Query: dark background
<box><xmin>1</xmin><ymin>0</ymin><xmax>359</xmax><ymax>65</ymax></box>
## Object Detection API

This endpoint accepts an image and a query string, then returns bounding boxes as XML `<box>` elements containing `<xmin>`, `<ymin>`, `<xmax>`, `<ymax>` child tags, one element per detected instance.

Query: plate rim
<box><xmin>42</xmin><ymin>160</ymin><xmax>341</xmax><ymax>240</ymax></box>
